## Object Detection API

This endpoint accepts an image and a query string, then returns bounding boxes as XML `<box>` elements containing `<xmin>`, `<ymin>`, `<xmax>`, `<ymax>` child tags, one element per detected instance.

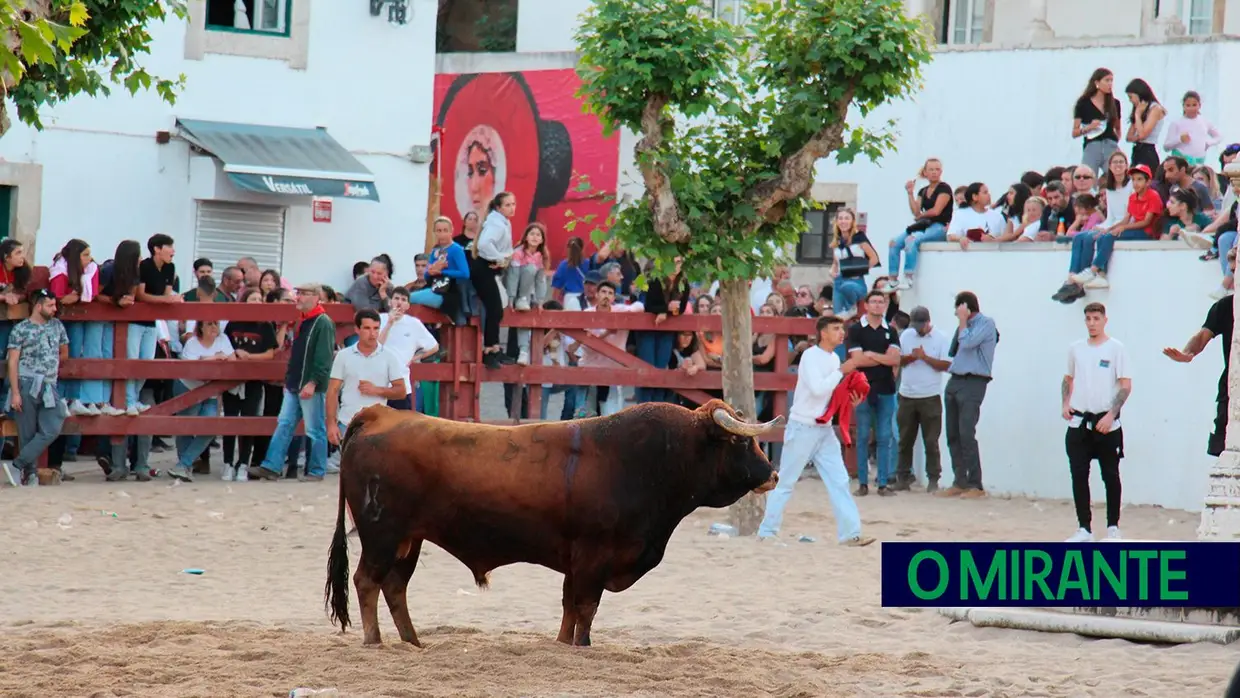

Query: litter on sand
<box><xmin>182</xmin><ymin>568</ymin><xmax>205</xmax><ymax>575</ymax></box>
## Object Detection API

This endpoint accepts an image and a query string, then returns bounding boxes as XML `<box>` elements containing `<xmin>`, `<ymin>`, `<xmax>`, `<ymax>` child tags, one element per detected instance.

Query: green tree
<box><xmin>575</xmin><ymin>0</ymin><xmax>931</xmax><ymax>534</ymax></box>
<box><xmin>0</xmin><ymin>0</ymin><xmax>186</xmax><ymax>137</ymax></box>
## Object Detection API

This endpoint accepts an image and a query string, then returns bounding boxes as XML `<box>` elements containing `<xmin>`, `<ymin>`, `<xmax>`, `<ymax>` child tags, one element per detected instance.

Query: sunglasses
<box><xmin>1074</xmin><ymin>174</ymin><xmax>1094</xmax><ymax>180</ymax></box>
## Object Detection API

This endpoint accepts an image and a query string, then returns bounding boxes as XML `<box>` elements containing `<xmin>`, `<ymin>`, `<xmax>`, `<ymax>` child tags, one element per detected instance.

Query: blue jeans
<box><xmin>888</xmin><ymin>222</ymin><xmax>946</xmax><ymax>276</ymax></box>
<box><xmin>259</xmin><ymin>388</ymin><xmax>328</xmax><ymax>477</ymax></box>
<box><xmin>1220</xmin><ymin>231</ymin><xmax>1238</xmax><ymax>278</ymax></box>
<box><xmin>854</xmin><ymin>391</ymin><xmax>896</xmax><ymax>487</ymax></box>
<box><xmin>408</xmin><ymin>288</ymin><xmax>444</xmax><ymax>309</ymax></box>
<box><xmin>125</xmin><ymin>323</ymin><xmax>159</xmax><ymax>408</ymax></box>
<box><xmin>1091</xmin><ymin>229</ymin><xmax>1148</xmax><ymax>273</ymax></box>
<box><xmin>539</xmin><ymin>385</ymin><xmax>578</xmax><ymax>420</ymax></box>
<box><xmin>1069</xmin><ymin>229</ymin><xmax>1146</xmax><ymax>274</ymax></box>
<box><xmin>174</xmin><ymin>385</ymin><xmax>219</xmax><ymax>469</ymax></box>
<box><xmin>758</xmin><ymin>421</ymin><xmax>862</xmax><ymax>542</ymax></box>
<box><xmin>66</xmin><ymin>321</ymin><xmax>108</xmax><ymax>404</ymax></box>
<box><xmin>635</xmin><ymin>331</ymin><xmax>674</xmax><ymax>403</ymax></box>
<box><xmin>833</xmin><ymin>276</ymin><xmax>867</xmax><ymax>315</ymax></box>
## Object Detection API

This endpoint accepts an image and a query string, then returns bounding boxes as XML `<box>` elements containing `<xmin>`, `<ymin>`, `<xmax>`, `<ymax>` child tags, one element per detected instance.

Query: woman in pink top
<box><xmin>1163</xmin><ymin>91</ymin><xmax>1222</xmax><ymax>167</ymax></box>
<box><xmin>506</xmin><ymin>222</ymin><xmax>552</xmax><ymax>365</ymax></box>
<box><xmin>49</xmin><ymin>239</ymin><xmax>115</xmax><ymax>417</ymax></box>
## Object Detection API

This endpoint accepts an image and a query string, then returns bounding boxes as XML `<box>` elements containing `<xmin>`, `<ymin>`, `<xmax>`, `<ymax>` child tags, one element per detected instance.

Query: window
<box><xmin>195</xmin><ymin>201</ymin><xmax>286</xmax><ymax>275</ymax></box>
<box><xmin>1181</xmin><ymin>0</ymin><xmax>1214</xmax><ymax>34</ymax></box>
<box><xmin>944</xmin><ymin>0</ymin><xmax>985</xmax><ymax>45</ymax></box>
<box><xmin>797</xmin><ymin>204</ymin><xmax>841</xmax><ymax>265</ymax></box>
<box><xmin>710</xmin><ymin>0</ymin><xmax>747</xmax><ymax>25</ymax></box>
<box><xmin>0</xmin><ymin>186</ymin><xmax>15</xmax><ymax>241</ymax></box>
<box><xmin>205</xmin><ymin>0</ymin><xmax>290</xmax><ymax>35</ymax></box>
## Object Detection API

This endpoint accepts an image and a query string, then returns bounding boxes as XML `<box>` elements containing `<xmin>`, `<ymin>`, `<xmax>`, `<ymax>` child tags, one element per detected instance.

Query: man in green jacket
<box><xmin>250</xmin><ymin>283</ymin><xmax>337</xmax><ymax>482</ymax></box>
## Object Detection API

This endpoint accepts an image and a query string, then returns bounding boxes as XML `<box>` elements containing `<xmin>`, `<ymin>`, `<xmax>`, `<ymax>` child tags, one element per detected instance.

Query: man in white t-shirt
<box><xmin>326</xmin><ymin>310</ymin><xmax>408</xmax><ymax>456</ymax></box>
<box><xmin>757</xmin><ymin>315</ymin><xmax>873</xmax><ymax>547</ymax></box>
<box><xmin>578</xmin><ymin>281</ymin><xmax>644</xmax><ymax>416</ymax></box>
<box><xmin>379</xmin><ymin>287</ymin><xmax>439</xmax><ymax>410</ymax></box>
<box><xmin>894</xmin><ymin>306</ymin><xmax>951</xmax><ymax>492</ymax></box>
<box><xmin>1061</xmin><ymin>302</ymin><xmax>1131</xmax><ymax>542</ymax></box>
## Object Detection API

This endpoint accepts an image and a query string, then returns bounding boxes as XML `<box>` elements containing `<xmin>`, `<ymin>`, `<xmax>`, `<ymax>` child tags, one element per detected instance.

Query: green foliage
<box><xmin>474</xmin><ymin>0</ymin><xmax>517</xmax><ymax>52</ymax></box>
<box><xmin>573</xmin><ymin>0</ymin><xmax>931</xmax><ymax>286</ymax></box>
<box><xmin>5</xmin><ymin>0</ymin><xmax>187</xmax><ymax>132</ymax></box>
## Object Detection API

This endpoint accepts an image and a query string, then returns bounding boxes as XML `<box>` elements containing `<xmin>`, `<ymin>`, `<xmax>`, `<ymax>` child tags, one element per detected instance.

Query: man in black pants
<box><xmin>1164</xmin><ymin>248</ymin><xmax>1237</xmax><ymax>459</ymax></box>
<box><xmin>1061</xmin><ymin>302</ymin><xmax>1131</xmax><ymax>542</ymax></box>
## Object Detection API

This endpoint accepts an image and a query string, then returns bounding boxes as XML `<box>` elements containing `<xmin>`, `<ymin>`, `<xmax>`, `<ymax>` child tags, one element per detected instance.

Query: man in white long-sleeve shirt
<box><xmin>758</xmin><ymin>315</ymin><xmax>875</xmax><ymax>546</ymax></box>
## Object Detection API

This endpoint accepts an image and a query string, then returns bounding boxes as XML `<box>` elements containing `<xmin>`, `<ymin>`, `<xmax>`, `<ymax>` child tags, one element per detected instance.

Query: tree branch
<box><xmin>749</xmin><ymin>88</ymin><xmax>855</xmax><ymax>224</ymax></box>
<box><xmin>635</xmin><ymin>93</ymin><xmax>691</xmax><ymax>244</ymax></box>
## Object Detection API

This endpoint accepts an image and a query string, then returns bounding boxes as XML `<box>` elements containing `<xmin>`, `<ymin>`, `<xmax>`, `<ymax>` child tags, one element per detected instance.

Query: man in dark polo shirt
<box><xmin>1164</xmin><ymin>247</ymin><xmax>1237</xmax><ymax>456</ymax></box>
<box><xmin>845</xmin><ymin>290</ymin><xmax>901</xmax><ymax>496</ymax></box>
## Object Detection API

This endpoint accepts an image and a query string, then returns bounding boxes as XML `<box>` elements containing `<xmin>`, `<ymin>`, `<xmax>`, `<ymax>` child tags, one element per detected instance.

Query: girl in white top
<box><xmin>1163</xmin><ymin>91</ymin><xmax>1222</xmax><ymax>166</ymax></box>
<box><xmin>946</xmin><ymin>183</ymin><xmax>1006</xmax><ymax>249</ymax></box>
<box><xmin>1098</xmin><ymin>150</ymin><xmax>1132</xmax><ymax>230</ymax></box>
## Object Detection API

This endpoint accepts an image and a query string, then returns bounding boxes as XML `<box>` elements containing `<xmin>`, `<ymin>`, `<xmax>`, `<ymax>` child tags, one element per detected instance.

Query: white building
<box><xmin>1</xmin><ymin>0</ymin><xmax>437</xmax><ymax>290</ymax></box>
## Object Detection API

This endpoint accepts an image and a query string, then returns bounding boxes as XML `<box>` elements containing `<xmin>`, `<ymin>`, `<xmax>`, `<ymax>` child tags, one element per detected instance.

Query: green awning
<box><xmin>176</xmin><ymin>118</ymin><xmax>380</xmax><ymax>202</ymax></box>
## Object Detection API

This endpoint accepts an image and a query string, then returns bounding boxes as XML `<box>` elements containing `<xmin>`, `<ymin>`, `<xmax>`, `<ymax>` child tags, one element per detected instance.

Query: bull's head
<box><xmin>697</xmin><ymin>400</ymin><xmax>781</xmax><ymax>506</ymax></box>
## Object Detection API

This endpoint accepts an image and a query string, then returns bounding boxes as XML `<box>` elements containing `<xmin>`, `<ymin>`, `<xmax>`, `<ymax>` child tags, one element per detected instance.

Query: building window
<box><xmin>797</xmin><ymin>204</ymin><xmax>841</xmax><ymax>265</ymax></box>
<box><xmin>943</xmin><ymin>0</ymin><xmax>985</xmax><ymax>45</ymax></box>
<box><xmin>1182</xmin><ymin>0</ymin><xmax>1214</xmax><ymax>34</ymax></box>
<box><xmin>0</xmin><ymin>186</ymin><xmax>15</xmax><ymax>241</ymax></box>
<box><xmin>710</xmin><ymin>0</ymin><xmax>747</xmax><ymax>25</ymax></box>
<box><xmin>205</xmin><ymin>0</ymin><xmax>291</xmax><ymax>36</ymax></box>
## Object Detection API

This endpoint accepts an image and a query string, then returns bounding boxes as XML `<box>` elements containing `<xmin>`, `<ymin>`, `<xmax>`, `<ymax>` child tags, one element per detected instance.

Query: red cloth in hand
<box><xmin>815</xmin><ymin>371</ymin><xmax>870</xmax><ymax>445</ymax></box>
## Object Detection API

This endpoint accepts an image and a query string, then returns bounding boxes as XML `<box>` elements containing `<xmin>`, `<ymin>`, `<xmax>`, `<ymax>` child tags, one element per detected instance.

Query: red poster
<box><xmin>432</xmin><ymin>69</ymin><xmax>621</xmax><ymax>263</ymax></box>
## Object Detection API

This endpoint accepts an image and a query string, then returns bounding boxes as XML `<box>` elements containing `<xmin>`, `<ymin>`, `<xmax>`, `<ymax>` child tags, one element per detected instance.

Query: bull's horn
<box><xmin>712</xmin><ymin>409</ymin><xmax>786</xmax><ymax>437</ymax></box>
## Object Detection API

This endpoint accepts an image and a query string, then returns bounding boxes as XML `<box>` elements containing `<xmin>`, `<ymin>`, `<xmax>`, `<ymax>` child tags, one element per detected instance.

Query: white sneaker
<box><xmin>1184</xmin><ymin>232</ymin><xmax>1214</xmax><ymax>250</ymax></box>
<box><xmin>1070</xmin><ymin>269</ymin><xmax>1096</xmax><ymax>285</ymax></box>
<box><xmin>2</xmin><ymin>461</ymin><xmax>17</xmax><ymax>487</ymax></box>
<box><xmin>126</xmin><ymin>405</ymin><xmax>140</xmax><ymax>416</ymax></box>
<box><xmin>1083</xmin><ymin>274</ymin><xmax>1110</xmax><ymax>289</ymax></box>
<box><xmin>1210</xmin><ymin>285</ymin><xmax>1233</xmax><ymax>301</ymax></box>
<box><xmin>1106</xmin><ymin>526</ymin><xmax>1122</xmax><ymax>540</ymax></box>
<box><xmin>514</xmin><ymin>297</ymin><xmax>531</xmax><ymax>311</ymax></box>
<box><xmin>234</xmin><ymin>467</ymin><xmax>249</xmax><ymax>482</ymax></box>
<box><xmin>98</xmin><ymin>404</ymin><xmax>125</xmax><ymax>417</ymax></box>
<box><xmin>221</xmin><ymin>465</ymin><xmax>235</xmax><ymax>482</ymax></box>
<box><xmin>896</xmin><ymin>275</ymin><xmax>914</xmax><ymax>291</ymax></box>
<box><xmin>136</xmin><ymin>402</ymin><xmax>152</xmax><ymax>413</ymax></box>
<box><xmin>1065</xmin><ymin>528</ymin><xmax>1094</xmax><ymax>542</ymax></box>
<box><xmin>879</xmin><ymin>278</ymin><xmax>900</xmax><ymax>293</ymax></box>
<box><xmin>69</xmin><ymin>400</ymin><xmax>99</xmax><ymax>416</ymax></box>
<box><xmin>517</xmin><ymin>348</ymin><xmax>530</xmax><ymax>366</ymax></box>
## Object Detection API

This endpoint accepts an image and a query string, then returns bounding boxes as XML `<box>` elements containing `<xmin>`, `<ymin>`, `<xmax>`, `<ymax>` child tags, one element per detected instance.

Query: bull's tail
<box><xmin>325</xmin><ymin>448</ymin><xmax>352</xmax><ymax>631</ymax></box>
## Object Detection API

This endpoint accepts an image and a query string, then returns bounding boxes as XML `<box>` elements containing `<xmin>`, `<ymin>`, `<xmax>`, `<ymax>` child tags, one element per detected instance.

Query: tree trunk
<box><xmin>718</xmin><ymin>277</ymin><xmax>764</xmax><ymax>536</ymax></box>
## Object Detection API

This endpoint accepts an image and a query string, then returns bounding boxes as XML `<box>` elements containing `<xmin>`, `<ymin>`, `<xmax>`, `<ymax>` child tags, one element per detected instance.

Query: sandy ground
<box><xmin>1</xmin><ymin>433</ymin><xmax>1237</xmax><ymax>698</ymax></box>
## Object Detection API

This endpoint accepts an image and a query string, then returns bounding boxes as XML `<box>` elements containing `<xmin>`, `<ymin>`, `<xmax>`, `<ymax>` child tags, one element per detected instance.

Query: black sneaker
<box><xmin>483</xmin><ymin>353</ymin><xmax>503</xmax><ymax>370</ymax></box>
<box><xmin>1050</xmin><ymin>283</ymin><xmax>1074</xmax><ymax>302</ymax></box>
<box><xmin>1057</xmin><ymin>284</ymin><xmax>1086</xmax><ymax>304</ymax></box>
<box><xmin>926</xmin><ymin>480</ymin><xmax>939</xmax><ymax>494</ymax></box>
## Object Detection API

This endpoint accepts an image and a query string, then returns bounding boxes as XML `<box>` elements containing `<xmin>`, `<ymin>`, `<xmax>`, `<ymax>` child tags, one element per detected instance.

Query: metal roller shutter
<box><xmin>194</xmin><ymin>201</ymin><xmax>286</xmax><ymax>275</ymax></box>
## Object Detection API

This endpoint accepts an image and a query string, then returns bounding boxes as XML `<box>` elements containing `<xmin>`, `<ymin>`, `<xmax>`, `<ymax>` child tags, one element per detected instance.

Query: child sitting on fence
<box><xmin>505</xmin><ymin>222</ymin><xmax>551</xmax><ymax>312</ymax></box>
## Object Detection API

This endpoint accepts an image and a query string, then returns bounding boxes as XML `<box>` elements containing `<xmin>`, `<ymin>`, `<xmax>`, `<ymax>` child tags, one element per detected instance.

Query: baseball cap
<box><xmin>294</xmin><ymin>282</ymin><xmax>322</xmax><ymax>294</ymax></box>
<box><xmin>583</xmin><ymin>270</ymin><xmax>604</xmax><ymax>285</ymax></box>
<box><xmin>1127</xmin><ymin>164</ymin><xmax>1153</xmax><ymax>179</ymax></box>
<box><xmin>909</xmin><ymin>306</ymin><xmax>930</xmax><ymax>332</ymax></box>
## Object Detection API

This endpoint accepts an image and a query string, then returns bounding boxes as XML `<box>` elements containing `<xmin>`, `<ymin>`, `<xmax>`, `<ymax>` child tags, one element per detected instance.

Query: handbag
<box><xmin>429</xmin><ymin>275</ymin><xmax>451</xmax><ymax>295</ymax></box>
<box><xmin>837</xmin><ymin>252</ymin><xmax>870</xmax><ymax>276</ymax></box>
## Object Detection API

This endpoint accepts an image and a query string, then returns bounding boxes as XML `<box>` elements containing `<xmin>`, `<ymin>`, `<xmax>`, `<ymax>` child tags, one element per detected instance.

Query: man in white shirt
<box><xmin>757</xmin><ymin>315</ymin><xmax>874</xmax><ymax>547</ymax></box>
<box><xmin>379</xmin><ymin>287</ymin><xmax>440</xmax><ymax>410</ymax></box>
<box><xmin>579</xmin><ymin>281</ymin><xmax>644</xmax><ymax>416</ymax></box>
<box><xmin>326</xmin><ymin>310</ymin><xmax>408</xmax><ymax>454</ymax></box>
<box><xmin>894</xmin><ymin>306</ymin><xmax>951</xmax><ymax>492</ymax></box>
<box><xmin>1062</xmin><ymin>302</ymin><xmax>1131</xmax><ymax>542</ymax></box>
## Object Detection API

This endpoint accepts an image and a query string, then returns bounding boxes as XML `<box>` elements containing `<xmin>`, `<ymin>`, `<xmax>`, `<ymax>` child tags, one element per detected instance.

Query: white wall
<box><xmin>899</xmin><ymin>241</ymin><xmax>1224</xmax><ymax>512</ymax></box>
<box><xmin>811</xmin><ymin>40</ymin><xmax>1240</xmax><ymax>269</ymax></box>
<box><xmin>1</xmin><ymin>0</ymin><xmax>437</xmax><ymax>291</ymax></box>
<box><xmin>516</xmin><ymin>0</ymin><xmax>592</xmax><ymax>53</ymax></box>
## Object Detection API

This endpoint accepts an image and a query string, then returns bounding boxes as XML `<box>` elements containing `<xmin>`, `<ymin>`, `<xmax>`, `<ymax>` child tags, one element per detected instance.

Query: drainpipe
<box><xmin>1027</xmin><ymin>0</ymin><xmax>1055</xmax><ymax>42</ymax></box>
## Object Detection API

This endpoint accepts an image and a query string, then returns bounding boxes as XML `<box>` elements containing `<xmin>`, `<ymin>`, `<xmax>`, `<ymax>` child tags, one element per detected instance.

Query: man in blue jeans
<box><xmin>845</xmin><ymin>290</ymin><xmax>901</xmax><ymax>496</ymax></box>
<box><xmin>249</xmin><ymin>283</ymin><xmax>336</xmax><ymax>482</ymax></box>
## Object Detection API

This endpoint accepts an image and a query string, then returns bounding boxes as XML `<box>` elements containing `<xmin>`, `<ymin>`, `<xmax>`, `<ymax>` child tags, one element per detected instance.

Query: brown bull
<box><xmin>324</xmin><ymin>398</ymin><xmax>781</xmax><ymax>647</ymax></box>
